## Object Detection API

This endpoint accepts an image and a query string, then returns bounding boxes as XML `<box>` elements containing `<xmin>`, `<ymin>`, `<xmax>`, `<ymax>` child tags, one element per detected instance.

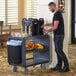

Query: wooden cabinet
<box><xmin>0</xmin><ymin>21</ymin><xmax>10</xmax><ymax>45</ymax></box>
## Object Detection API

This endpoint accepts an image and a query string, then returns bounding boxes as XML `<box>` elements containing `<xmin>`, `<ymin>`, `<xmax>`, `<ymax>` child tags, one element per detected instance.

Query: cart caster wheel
<box><xmin>41</xmin><ymin>64</ymin><xmax>46</xmax><ymax>70</ymax></box>
<box><xmin>12</xmin><ymin>66</ymin><xmax>17</xmax><ymax>72</ymax></box>
<box><xmin>33</xmin><ymin>65</ymin><xmax>35</xmax><ymax>68</ymax></box>
<box><xmin>23</xmin><ymin>68</ymin><xmax>28</xmax><ymax>74</ymax></box>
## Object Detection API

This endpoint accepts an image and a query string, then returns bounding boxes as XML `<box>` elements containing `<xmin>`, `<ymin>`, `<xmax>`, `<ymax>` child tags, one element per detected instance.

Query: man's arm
<box><xmin>44</xmin><ymin>20</ymin><xmax>59</xmax><ymax>34</ymax></box>
<box><xmin>49</xmin><ymin>20</ymin><xmax>59</xmax><ymax>31</ymax></box>
<box><xmin>41</xmin><ymin>23</ymin><xmax>53</xmax><ymax>28</ymax></box>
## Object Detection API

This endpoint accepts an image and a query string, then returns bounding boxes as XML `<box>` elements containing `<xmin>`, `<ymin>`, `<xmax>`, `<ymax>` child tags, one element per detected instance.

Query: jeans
<box><xmin>54</xmin><ymin>35</ymin><xmax>69</xmax><ymax>67</ymax></box>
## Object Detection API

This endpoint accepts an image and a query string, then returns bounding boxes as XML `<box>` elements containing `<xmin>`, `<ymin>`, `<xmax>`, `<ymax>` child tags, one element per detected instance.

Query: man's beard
<box><xmin>51</xmin><ymin>10</ymin><xmax>54</xmax><ymax>12</ymax></box>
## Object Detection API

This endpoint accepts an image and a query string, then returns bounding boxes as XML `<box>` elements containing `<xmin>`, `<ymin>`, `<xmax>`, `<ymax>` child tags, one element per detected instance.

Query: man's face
<box><xmin>49</xmin><ymin>5</ymin><xmax>55</xmax><ymax>13</ymax></box>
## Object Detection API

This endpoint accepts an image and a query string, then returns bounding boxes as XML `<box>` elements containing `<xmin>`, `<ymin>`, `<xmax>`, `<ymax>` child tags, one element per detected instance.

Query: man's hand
<box><xmin>44</xmin><ymin>30</ymin><xmax>50</xmax><ymax>34</ymax></box>
<box><xmin>41</xmin><ymin>24</ymin><xmax>47</xmax><ymax>28</ymax></box>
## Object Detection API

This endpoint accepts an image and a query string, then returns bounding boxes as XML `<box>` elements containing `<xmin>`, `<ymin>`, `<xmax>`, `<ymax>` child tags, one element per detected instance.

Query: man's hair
<box><xmin>48</xmin><ymin>2</ymin><xmax>56</xmax><ymax>7</ymax></box>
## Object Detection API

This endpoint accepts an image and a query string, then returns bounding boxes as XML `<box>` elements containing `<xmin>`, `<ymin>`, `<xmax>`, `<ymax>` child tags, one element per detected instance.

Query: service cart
<box><xmin>7</xmin><ymin>18</ymin><xmax>51</xmax><ymax>73</ymax></box>
<box><xmin>7</xmin><ymin>35</ymin><xmax>50</xmax><ymax>73</ymax></box>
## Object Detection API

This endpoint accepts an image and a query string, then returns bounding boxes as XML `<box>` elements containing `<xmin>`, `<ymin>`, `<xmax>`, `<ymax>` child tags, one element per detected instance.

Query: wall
<box><xmin>67</xmin><ymin>0</ymin><xmax>72</xmax><ymax>44</ymax></box>
<box><xmin>36</xmin><ymin>0</ymin><xmax>54</xmax><ymax>23</ymax></box>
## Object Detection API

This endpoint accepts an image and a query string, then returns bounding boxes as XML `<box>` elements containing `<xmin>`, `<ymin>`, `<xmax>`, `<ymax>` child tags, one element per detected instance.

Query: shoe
<box><xmin>51</xmin><ymin>66</ymin><xmax>62</xmax><ymax>71</ymax></box>
<box><xmin>58</xmin><ymin>67</ymin><xmax>70</xmax><ymax>72</ymax></box>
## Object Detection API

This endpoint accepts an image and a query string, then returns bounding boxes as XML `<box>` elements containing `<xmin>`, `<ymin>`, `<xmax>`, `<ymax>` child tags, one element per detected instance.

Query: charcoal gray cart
<box><xmin>7</xmin><ymin>35</ymin><xmax>50</xmax><ymax>73</ymax></box>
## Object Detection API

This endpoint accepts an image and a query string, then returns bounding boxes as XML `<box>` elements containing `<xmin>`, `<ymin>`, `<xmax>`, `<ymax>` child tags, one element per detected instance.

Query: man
<box><xmin>41</xmin><ymin>2</ymin><xmax>70</xmax><ymax>72</ymax></box>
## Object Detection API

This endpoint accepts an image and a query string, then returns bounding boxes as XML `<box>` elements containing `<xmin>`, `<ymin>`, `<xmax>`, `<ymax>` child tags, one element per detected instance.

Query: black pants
<box><xmin>54</xmin><ymin>35</ymin><xmax>69</xmax><ymax>67</ymax></box>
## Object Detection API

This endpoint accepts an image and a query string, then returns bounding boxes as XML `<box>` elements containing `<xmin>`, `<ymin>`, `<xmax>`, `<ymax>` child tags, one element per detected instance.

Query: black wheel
<box><xmin>41</xmin><ymin>64</ymin><xmax>46</xmax><ymax>70</ymax></box>
<box><xmin>12</xmin><ymin>66</ymin><xmax>17</xmax><ymax>72</ymax></box>
<box><xmin>23</xmin><ymin>68</ymin><xmax>28</xmax><ymax>74</ymax></box>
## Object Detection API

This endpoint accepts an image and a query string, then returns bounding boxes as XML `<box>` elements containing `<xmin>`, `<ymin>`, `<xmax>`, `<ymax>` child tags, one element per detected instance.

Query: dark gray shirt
<box><xmin>53</xmin><ymin>11</ymin><xmax>64</xmax><ymax>36</ymax></box>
